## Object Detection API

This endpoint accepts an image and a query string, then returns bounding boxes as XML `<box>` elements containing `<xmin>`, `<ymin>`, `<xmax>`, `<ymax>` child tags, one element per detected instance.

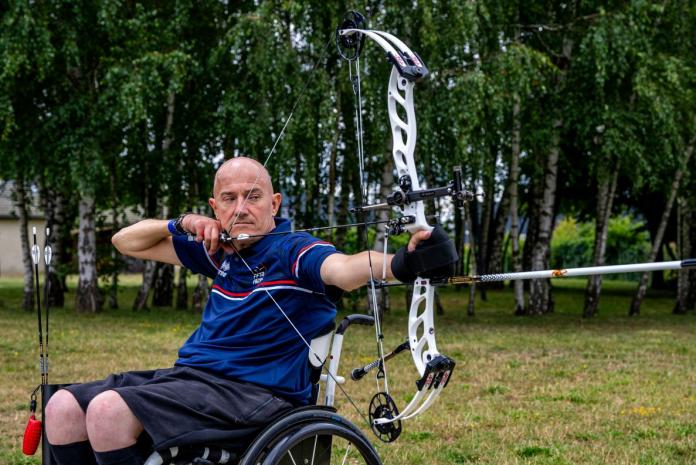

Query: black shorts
<box><xmin>64</xmin><ymin>366</ymin><xmax>293</xmax><ymax>450</ymax></box>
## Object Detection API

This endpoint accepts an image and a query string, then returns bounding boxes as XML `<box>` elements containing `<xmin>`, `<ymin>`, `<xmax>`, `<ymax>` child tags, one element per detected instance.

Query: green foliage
<box><xmin>0</xmin><ymin>0</ymin><xmax>694</xmax><ymax>285</ymax></box>
<box><xmin>551</xmin><ymin>215</ymin><xmax>650</xmax><ymax>277</ymax></box>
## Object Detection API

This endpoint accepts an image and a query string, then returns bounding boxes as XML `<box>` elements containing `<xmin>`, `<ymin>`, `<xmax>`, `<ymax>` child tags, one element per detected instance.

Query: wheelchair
<box><xmin>142</xmin><ymin>314</ymin><xmax>382</xmax><ymax>465</ymax></box>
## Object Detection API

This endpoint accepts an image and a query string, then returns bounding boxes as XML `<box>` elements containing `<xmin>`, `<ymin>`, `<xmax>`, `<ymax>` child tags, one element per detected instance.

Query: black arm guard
<box><xmin>391</xmin><ymin>225</ymin><xmax>458</xmax><ymax>282</ymax></box>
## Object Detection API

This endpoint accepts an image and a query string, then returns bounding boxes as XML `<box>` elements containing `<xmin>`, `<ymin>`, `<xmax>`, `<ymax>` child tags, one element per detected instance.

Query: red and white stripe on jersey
<box><xmin>211</xmin><ymin>280</ymin><xmax>315</xmax><ymax>301</ymax></box>
<box><xmin>291</xmin><ymin>242</ymin><xmax>334</xmax><ymax>278</ymax></box>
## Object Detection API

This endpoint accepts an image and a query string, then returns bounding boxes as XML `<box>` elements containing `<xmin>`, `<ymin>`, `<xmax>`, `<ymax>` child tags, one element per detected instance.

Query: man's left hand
<box><xmin>392</xmin><ymin>225</ymin><xmax>459</xmax><ymax>282</ymax></box>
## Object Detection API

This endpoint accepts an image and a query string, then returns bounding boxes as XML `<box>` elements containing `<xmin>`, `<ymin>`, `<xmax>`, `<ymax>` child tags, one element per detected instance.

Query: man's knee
<box><xmin>45</xmin><ymin>390</ymin><xmax>87</xmax><ymax>444</ymax></box>
<box><xmin>86</xmin><ymin>390</ymin><xmax>143</xmax><ymax>450</ymax></box>
<box><xmin>86</xmin><ymin>390</ymin><xmax>129</xmax><ymax>426</ymax></box>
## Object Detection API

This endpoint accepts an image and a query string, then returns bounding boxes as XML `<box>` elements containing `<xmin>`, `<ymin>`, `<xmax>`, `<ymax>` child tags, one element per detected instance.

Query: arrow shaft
<box><xmin>455</xmin><ymin>259</ymin><xmax>696</xmax><ymax>284</ymax></box>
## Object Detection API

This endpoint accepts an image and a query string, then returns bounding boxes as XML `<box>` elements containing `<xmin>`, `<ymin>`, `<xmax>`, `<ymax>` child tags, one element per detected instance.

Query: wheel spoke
<box><xmin>287</xmin><ymin>449</ymin><xmax>298</xmax><ymax>465</ymax></box>
<box><xmin>311</xmin><ymin>434</ymin><xmax>318</xmax><ymax>465</ymax></box>
<box><xmin>340</xmin><ymin>442</ymin><xmax>353</xmax><ymax>465</ymax></box>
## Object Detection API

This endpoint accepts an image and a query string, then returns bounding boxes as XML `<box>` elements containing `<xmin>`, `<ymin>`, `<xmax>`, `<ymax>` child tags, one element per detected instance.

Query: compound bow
<box><xmin>222</xmin><ymin>11</ymin><xmax>465</xmax><ymax>443</ymax></box>
<box><xmin>335</xmin><ymin>11</ymin><xmax>463</xmax><ymax>442</ymax></box>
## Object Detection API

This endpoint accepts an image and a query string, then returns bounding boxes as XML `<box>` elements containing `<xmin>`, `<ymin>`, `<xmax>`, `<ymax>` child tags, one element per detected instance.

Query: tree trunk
<box><xmin>464</xmin><ymin>202</ymin><xmax>477</xmax><ymax>317</ymax></box>
<box><xmin>15</xmin><ymin>180</ymin><xmax>35</xmax><ymax>312</ymax></box>
<box><xmin>151</xmin><ymin>91</ymin><xmax>176</xmax><ymax>306</ymax></box>
<box><xmin>53</xmin><ymin>190</ymin><xmax>73</xmax><ymax>294</ymax></box>
<box><xmin>153</xmin><ymin>263</ymin><xmax>174</xmax><ymax>307</ymax></box>
<box><xmin>176</xmin><ymin>266</ymin><xmax>189</xmax><ymax>310</ymax></box>
<box><xmin>327</xmin><ymin>90</ymin><xmax>341</xmax><ymax>232</ymax></box>
<box><xmin>583</xmin><ymin>164</ymin><xmax>619</xmax><ymax>317</ymax></box>
<box><xmin>687</xmin><ymin>196</ymin><xmax>696</xmax><ymax>311</ymax></box>
<box><xmin>509</xmin><ymin>93</ymin><xmax>525</xmax><ymax>314</ymax></box>
<box><xmin>477</xmin><ymin>154</ymin><xmax>496</xmax><ymax>301</ymax></box>
<box><xmin>522</xmin><ymin>182</ymin><xmax>539</xmax><ymax>276</ymax></box>
<box><xmin>133</xmin><ymin>260</ymin><xmax>157</xmax><ymax>311</ymax></box>
<box><xmin>42</xmin><ymin>187</ymin><xmax>65</xmax><ymax>308</ymax></box>
<box><xmin>192</xmin><ymin>274</ymin><xmax>209</xmax><ymax>313</ymax></box>
<box><xmin>75</xmin><ymin>195</ymin><xmax>102</xmax><ymax>313</ymax></box>
<box><xmin>527</xmin><ymin>119</ymin><xmax>562</xmax><ymax>315</ymax></box>
<box><xmin>674</xmin><ymin>195</ymin><xmax>691</xmax><ymax>314</ymax></box>
<box><xmin>630</xmin><ymin>140</ymin><xmax>694</xmax><ymax>315</ymax></box>
<box><xmin>487</xmin><ymin>182</ymin><xmax>510</xmax><ymax>279</ymax></box>
<box><xmin>108</xmin><ymin>178</ymin><xmax>120</xmax><ymax>310</ymax></box>
<box><xmin>527</xmin><ymin>29</ymin><xmax>574</xmax><ymax>315</ymax></box>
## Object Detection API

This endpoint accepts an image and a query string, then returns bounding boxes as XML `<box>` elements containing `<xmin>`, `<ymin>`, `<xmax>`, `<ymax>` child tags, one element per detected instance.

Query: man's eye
<box><xmin>249</xmin><ymin>193</ymin><xmax>261</xmax><ymax>201</ymax></box>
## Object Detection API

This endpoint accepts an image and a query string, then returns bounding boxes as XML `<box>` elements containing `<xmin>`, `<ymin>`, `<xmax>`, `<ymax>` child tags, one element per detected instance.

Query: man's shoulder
<box><xmin>279</xmin><ymin>232</ymin><xmax>335</xmax><ymax>250</ymax></box>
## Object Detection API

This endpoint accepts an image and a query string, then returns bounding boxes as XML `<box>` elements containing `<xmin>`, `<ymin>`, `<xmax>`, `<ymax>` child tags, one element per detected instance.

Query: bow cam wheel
<box><xmin>368</xmin><ymin>392</ymin><xmax>402</xmax><ymax>443</ymax></box>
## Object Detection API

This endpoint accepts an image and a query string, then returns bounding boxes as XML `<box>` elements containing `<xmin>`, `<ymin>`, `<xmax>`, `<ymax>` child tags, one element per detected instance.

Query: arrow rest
<box><xmin>368</xmin><ymin>392</ymin><xmax>402</xmax><ymax>442</ymax></box>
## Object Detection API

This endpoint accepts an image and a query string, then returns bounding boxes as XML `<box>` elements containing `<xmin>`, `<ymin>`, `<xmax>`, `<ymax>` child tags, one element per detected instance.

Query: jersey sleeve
<box><xmin>285</xmin><ymin>234</ymin><xmax>339</xmax><ymax>293</ymax></box>
<box><xmin>172</xmin><ymin>235</ymin><xmax>223</xmax><ymax>279</ymax></box>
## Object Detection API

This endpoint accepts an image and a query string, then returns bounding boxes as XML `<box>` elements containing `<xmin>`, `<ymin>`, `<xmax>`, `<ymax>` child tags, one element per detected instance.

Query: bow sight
<box><xmin>352</xmin><ymin>166</ymin><xmax>475</xmax><ymax>234</ymax></box>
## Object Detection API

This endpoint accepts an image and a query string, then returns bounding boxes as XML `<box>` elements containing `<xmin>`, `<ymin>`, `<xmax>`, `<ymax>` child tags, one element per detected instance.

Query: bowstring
<box><xmin>351</xmin><ymin>56</ymin><xmax>390</xmax><ymax>397</ymax></box>
<box><xmin>227</xmin><ymin>34</ymin><xmax>334</xmax><ymax>234</ymax></box>
<box><xmin>221</xmin><ymin>33</ymin><xmax>373</xmax><ymax>426</ymax></box>
<box><xmin>229</xmin><ymin>243</ymin><xmax>370</xmax><ymax>427</ymax></box>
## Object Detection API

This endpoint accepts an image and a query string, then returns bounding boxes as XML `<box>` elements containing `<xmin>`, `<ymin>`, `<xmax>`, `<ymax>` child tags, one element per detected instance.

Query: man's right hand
<box><xmin>180</xmin><ymin>214</ymin><xmax>231</xmax><ymax>255</ymax></box>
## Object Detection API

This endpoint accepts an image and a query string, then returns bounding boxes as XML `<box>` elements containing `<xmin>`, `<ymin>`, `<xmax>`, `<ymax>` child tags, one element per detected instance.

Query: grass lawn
<box><xmin>0</xmin><ymin>275</ymin><xmax>694</xmax><ymax>464</ymax></box>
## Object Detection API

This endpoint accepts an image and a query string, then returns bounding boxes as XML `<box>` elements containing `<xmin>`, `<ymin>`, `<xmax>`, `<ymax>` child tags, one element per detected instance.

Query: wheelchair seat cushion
<box><xmin>64</xmin><ymin>366</ymin><xmax>293</xmax><ymax>450</ymax></box>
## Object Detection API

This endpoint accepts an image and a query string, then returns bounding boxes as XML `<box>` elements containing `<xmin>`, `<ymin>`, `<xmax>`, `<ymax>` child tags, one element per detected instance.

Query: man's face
<box><xmin>209</xmin><ymin>160</ymin><xmax>281</xmax><ymax>244</ymax></box>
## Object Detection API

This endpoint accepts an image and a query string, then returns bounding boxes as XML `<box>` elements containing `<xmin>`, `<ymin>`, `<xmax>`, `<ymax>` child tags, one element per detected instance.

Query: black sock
<box><xmin>49</xmin><ymin>440</ymin><xmax>98</xmax><ymax>465</ymax></box>
<box><xmin>94</xmin><ymin>444</ymin><xmax>143</xmax><ymax>465</ymax></box>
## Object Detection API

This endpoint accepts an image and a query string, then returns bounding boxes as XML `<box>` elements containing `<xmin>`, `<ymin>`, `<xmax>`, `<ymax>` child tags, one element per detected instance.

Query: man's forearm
<box><xmin>112</xmin><ymin>219</ymin><xmax>170</xmax><ymax>254</ymax></box>
<box><xmin>321</xmin><ymin>251</ymin><xmax>395</xmax><ymax>291</ymax></box>
<box><xmin>111</xmin><ymin>219</ymin><xmax>183</xmax><ymax>266</ymax></box>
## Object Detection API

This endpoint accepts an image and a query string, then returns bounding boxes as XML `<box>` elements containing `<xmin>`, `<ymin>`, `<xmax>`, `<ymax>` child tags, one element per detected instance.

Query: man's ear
<box><xmin>208</xmin><ymin>197</ymin><xmax>217</xmax><ymax>218</ymax></box>
<box><xmin>272</xmin><ymin>192</ymin><xmax>282</xmax><ymax>216</ymax></box>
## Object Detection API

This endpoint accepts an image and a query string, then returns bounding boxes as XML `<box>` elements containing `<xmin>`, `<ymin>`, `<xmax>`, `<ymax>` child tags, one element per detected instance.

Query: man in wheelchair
<box><xmin>43</xmin><ymin>157</ymin><xmax>457</xmax><ymax>465</ymax></box>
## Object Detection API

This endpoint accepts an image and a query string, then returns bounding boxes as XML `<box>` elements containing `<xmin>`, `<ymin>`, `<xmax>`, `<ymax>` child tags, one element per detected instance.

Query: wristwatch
<box><xmin>172</xmin><ymin>213</ymin><xmax>189</xmax><ymax>235</ymax></box>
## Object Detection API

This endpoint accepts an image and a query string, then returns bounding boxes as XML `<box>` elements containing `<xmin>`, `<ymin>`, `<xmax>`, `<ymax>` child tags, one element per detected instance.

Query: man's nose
<box><xmin>233</xmin><ymin>197</ymin><xmax>249</xmax><ymax>215</ymax></box>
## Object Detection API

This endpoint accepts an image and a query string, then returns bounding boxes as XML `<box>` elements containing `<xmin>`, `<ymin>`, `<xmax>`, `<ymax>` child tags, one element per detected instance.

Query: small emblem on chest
<box><xmin>218</xmin><ymin>259</ymin><xmax>230</xmax><ymax>277</ymax></box>
<box><xmin>251</xmin><ymin>264</ymin><xmax>266</xmax><ymax>285</ymax></box>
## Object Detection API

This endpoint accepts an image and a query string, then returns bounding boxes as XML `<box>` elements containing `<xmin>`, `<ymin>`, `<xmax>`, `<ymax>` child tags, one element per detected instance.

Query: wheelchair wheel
<box><xmin>240</xmin><ymin>407</ymin><xmax>381</xmax><ymax>465</ymax></box>
<box><xmin>261</xmin><ymin>421</ymin><xmax>381</xmax><ymax>465</ymax></box>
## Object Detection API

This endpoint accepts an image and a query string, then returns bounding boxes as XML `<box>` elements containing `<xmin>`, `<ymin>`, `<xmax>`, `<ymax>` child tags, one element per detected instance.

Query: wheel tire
<box><xmin>239</xmin><ymin>408</ymin><xmax>380</xmax><ymax>465</ymax></box>
<box><xmin>261</xmin><ymin>421</ymin><xmax>381</xmax><ymax>465</ymax></box>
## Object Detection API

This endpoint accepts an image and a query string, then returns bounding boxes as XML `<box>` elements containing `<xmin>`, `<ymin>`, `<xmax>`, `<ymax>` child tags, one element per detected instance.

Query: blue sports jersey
<box><xmin>171</xmin><ymin>218</ymin><xmax>338</xmax><ymax>404</ymax></box>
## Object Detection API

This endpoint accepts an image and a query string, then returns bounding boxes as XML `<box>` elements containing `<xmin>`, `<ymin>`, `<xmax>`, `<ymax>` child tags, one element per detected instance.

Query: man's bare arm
<box><xmin>320</xmin><ymin>252</ymin><xmax>393</xmax><ymax>292</ymax></box>
<box><xmin>112</xmin><ymin>214</ymin><xmax>228</xmax><ymax>264</ymax></box>
<box><xmin>320</xmin><ymin>230</ymin><xmax>433</xmax><ymax>291</ymax></box>
<box><xmin>111</xmin><ymin>219</ymin><xmax>182</xmax><ymax>265</ymax></box>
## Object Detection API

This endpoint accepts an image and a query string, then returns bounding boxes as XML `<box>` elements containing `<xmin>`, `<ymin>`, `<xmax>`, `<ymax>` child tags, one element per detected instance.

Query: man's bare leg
<box><xmin>45</xmin><ymin>390</ymin><xmax>89</xmax><ymax>444</ymax></box>
<box><xmin>44</xmin><ymin>390</ymin><xmax>96</xmax><ymax>464</ymax></box>
<box><xmin>86</xmin><ymin>390</ymin><xmax>144</xmax><ymax>451</ymax></box>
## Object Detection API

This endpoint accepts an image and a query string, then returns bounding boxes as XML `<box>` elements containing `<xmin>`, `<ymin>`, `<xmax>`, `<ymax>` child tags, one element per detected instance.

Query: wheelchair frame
<box><xmin>142</xmin><ymin>314</ymin><xmax>381</xmax><ymax>465</ymax></box>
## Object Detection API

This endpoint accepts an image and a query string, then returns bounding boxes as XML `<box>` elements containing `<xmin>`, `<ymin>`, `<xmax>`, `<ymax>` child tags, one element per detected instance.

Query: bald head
<box><xmin>209</xmin><ymin>156</ymin><xmax>282</xmax><ymax>245</ymax></box>
<box><xmin>213</xmin><ymin>157</ymin><xmax>274</xmax><ymax>198</ymax></box>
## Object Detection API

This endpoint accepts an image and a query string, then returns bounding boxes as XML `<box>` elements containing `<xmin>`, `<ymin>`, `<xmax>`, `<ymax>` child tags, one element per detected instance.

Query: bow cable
<box><xmin>350</xmin><ymin>54</ymin><xmax>391</xmax><ymax>398</ymax></box>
